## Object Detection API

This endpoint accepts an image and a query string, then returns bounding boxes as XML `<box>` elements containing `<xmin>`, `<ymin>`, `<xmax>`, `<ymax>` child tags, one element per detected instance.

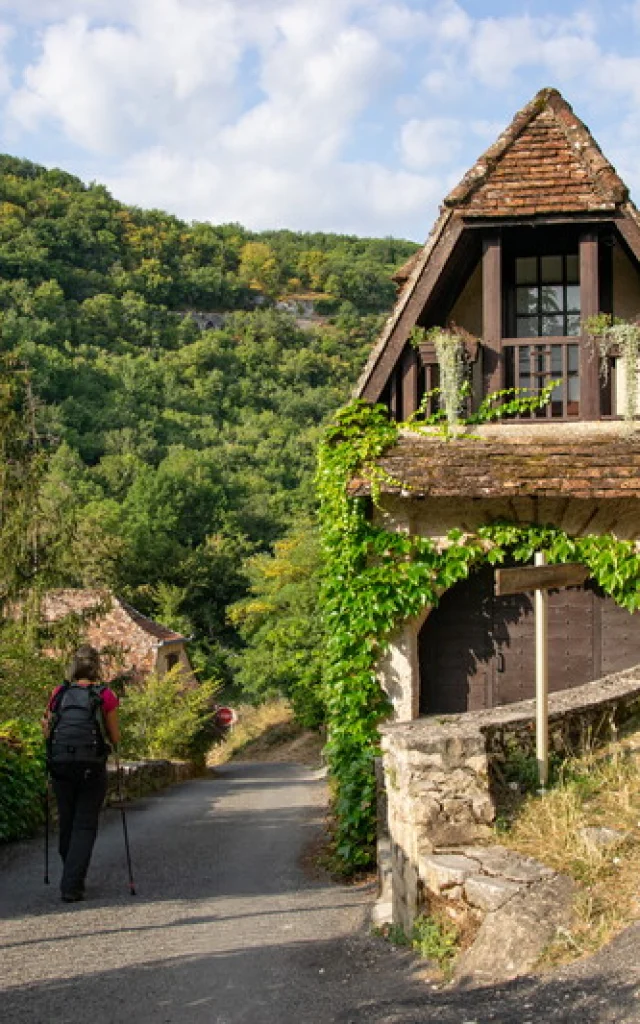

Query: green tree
<box><xmin>238</xmin><ymin>241</ymin><xmax>283</xmax><ymax>297</ymax></box>
<box><xmin>229</xmin><ymin>522</ymin><xmax>324</xmax><ymax>727</ymax></box>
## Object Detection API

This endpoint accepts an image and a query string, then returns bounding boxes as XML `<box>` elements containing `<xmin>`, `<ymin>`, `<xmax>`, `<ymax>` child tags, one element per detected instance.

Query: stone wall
<box><xmin>105</xmin><ymin>758</ymin><xmax>199</xmax><ymax>805</ymax></box>
<box><xmin>379</xmin><ymin>666</ymin><xmax>640</xmax><ymax>933</ymax></box>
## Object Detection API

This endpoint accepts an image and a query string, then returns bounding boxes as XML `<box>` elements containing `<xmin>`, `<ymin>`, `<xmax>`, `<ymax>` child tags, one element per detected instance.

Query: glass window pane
<box><xmin>541</xmin><ymin>315</ymin><xmax>564</xmax><ymax>336</ymax></box>
<box><xmin>540</xmin><ymin>285</ymin><xmax>563</xmax><ymax>313</ymax></box>
<box><xmin>567</xmin><ymin>344</ymin><xmax>579</xmax><ymax>372</ymax></box>
<box><xmin>566</xmin><ymin>314</ymin><xmax>581</xmax><ymax>336</ymax></box>
<box><xmin>517</xmin><ymin>286</ymin><xmax>538</xmax><ymax>314</ymax></box>
<box><xmin>566</xmin><ymin>284</ymin><xmax>581</xmax><ymax>313</ymax></box>
<box><xmin>540</xmin><ymin>255</ymin><xmax>563</xmax><ymax>282</ymax></box>
<box><xmin>568</xmin><ymin>376</ymin><xmax>580</xmax><ymax>402</ymax></box>
<box><xmin>517</xmin><ymin>316</ymin><xmax>539</xmax><ymax>337</ymax></box>
<box><xmin>566</xmin><ymin>254</ymin><xmax>579</xmax><ymax>284</ymax></box>
<box><xmin>516</xmin><ymin>257</ymin><xmax>537</xmax><ymax>284</ymax></box>
<box><xmin>551</xmin><ymin>345</ymin><xmax>562</xmax><ymax>375</ymax></box>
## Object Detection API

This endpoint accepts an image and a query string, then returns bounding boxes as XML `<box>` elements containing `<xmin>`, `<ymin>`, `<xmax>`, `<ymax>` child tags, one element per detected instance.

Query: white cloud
<box><xmin>0</xmin><ymin>23</ymin><xmax>13</xmax><ymax>94</ymax></box>
<box><xmin>592</xmin><ymin>53</ymin><xmax>640</xmax><ymax>106</ymax></box>
<box><xmin>0</xmin><ymin>0</ymin><xmax>133</xmax><ymax>23</ymax></box>
<box><xmin>8</xmin><ymin>1</ymin><xmax>251</xmax><ymax>153</ymax></box>
<box><xmin>399</xmin><ymin>117</ymin><xmax>462</xmax><ymax>170</ymax></box>
<box><xmin>104</xmin><ymin>145</ymin><xmax>443</xmax><ymax>238</ymax></box>
<box><xmin>5</xmin><ymin>1</ymin><xmax>640</xmax><ymax>236</ymax></box>
<box><xmin>220</xmin><ymin>21</ymin><xmax>388</xmax><ymax>170</ymax></box>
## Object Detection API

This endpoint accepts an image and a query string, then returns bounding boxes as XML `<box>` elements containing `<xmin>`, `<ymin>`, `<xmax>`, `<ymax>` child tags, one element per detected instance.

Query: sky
<box><xmin>2</xmin><ymin>0</ymin><xmax>640</xmax><ymax>241</ymax></box>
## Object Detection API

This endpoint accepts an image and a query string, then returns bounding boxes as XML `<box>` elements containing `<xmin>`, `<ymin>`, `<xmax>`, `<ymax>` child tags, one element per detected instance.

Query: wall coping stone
<box><xmin>380</xmin><ymin>665</ymin><xmax>640</xmax><ymax>753</ymax></box>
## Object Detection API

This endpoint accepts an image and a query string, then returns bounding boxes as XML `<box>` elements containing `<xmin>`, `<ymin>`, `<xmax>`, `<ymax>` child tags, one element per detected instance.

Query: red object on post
<box><xmin>215</xmin><ymin>707</ymin><xmax>235</xmax><ymax>728</ymax></box>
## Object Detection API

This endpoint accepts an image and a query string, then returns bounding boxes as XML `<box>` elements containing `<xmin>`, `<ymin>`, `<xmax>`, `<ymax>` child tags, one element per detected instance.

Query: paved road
<box><xmin>1</xmin><ymin>761</ymin><xmax>639</xmax><ymax>1023</ymax></box>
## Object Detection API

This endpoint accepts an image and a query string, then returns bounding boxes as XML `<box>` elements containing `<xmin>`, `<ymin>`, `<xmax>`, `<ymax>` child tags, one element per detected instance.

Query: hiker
<box><xmin>42</xmin><ymin>645</ymin><xmax>120</xmax><ymax>902</ymax></box>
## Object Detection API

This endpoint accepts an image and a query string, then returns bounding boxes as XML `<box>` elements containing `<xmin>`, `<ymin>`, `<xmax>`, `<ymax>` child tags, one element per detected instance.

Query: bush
<box><xmin>0</xmin><ymin>720</ymin><xmax>47</xmax><ymax>842</ymax></box>
<box><xmin>118</xmin><ymin>668</ymin><xmax>222</xmax><ymax>763</ymax></box>
<box><xmin>0</xmin><ymin>620</ymin><xmax>67</xmax><ymax>724</ymax></box>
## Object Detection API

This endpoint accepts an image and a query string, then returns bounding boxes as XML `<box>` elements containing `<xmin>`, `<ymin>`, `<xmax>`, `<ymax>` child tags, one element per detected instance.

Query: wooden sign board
<box><xmin>494</xmin><ymin>563</ymin><xmax>590</xmax><ymax>598</ymax></box>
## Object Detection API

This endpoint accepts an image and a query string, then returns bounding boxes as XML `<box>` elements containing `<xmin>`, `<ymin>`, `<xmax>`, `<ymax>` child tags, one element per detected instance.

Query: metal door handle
<box><xmin>496</xmin><ymin>651</ymin><xmax>505</xmax><ymax>673</ymax></box>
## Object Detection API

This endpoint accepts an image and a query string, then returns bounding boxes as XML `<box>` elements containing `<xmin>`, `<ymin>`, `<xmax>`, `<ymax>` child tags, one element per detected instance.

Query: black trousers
<box><xmin>50</xmin><ymin>763</ymin><xmax>107</xmax><ymax>895</ymax></box>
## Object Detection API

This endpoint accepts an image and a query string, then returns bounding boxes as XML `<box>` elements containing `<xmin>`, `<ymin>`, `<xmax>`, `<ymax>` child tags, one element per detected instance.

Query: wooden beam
<box><xmin>389</xmin><ymin>367</ymin><xmax>400</xmax><ymax>420</ymax></box>
<box><xmin>580</xmin><ymin>231</ymin><xmax>600</xmax><ymax>420</ymax></box>
<box><xmin>482</xmin><ymin>236</ymin><xmax>502</xmax><ymax>395</ymax></box>
<box><xmin>495</xmin><ymin>562</ymin><xmax>590</xmax><ymax>597</ymax></box>
<box><xmin>616</xmin><ymin>206</ymin><xmax>640</xmax><ymax>267</ymax></box>
<box><xmin>401</xmin><ymin>345</ymin><xmax>418</xmax><ymax>419</ymax></box>
<box><xmin>464</xmin><ymin>213</ymin><xmax>614</xmax><ymax>230</ymax></box>
<box><xmin>359</xmin><ymin>215</ymin><xmax>465</xmax><ymax>402</ymax></box>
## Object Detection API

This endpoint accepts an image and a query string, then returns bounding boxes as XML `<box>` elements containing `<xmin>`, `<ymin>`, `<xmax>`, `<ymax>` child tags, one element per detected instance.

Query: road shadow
<box><xmin>1</xmin><ymin>930</ymin><xmax>638</xmax><ymax>1024</ymax></box>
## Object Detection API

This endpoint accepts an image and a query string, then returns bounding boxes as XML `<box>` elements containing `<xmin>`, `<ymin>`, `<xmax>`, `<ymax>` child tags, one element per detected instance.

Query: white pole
<box><xmin>535</xmin><ymin>551</ymin><xmax>549</xmax><ymax>789</ymax></box>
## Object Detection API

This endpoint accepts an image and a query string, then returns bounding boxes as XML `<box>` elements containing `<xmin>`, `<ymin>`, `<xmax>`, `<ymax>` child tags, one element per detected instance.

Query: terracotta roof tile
<box><xmin>348</xmin><ymin>428</ymin><xmax>640</xmax><ymax>501</ymax></box>
<box><xmin>445</xmin><ymin>88</ymin><xmax>628</xmax><ymax>218</ymax></box>
<box><xmin>118</xmin><ymin>600</ymin><xmax>186</xmax><ymax>643</ymax></box>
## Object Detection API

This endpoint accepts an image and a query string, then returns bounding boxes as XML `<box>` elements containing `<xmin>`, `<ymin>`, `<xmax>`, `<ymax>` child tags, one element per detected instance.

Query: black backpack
<box><xmin>47</xmin><ymin>683</ymin><xmax>111</xmax><ymax>767</ymax></box>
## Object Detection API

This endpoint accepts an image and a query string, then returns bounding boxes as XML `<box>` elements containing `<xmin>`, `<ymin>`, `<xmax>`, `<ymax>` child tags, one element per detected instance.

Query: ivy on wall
<box><xmin>317</xmin><ymin>400</ymin><xmax>640</xmax><ymax>869</ymax></box>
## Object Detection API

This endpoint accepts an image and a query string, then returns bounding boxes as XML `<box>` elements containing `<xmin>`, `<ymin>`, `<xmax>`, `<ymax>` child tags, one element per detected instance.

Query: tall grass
<box><xmin>501</xmin><ymin>732</ymin><xmax>640</xmax><ymax>962</ymax></box>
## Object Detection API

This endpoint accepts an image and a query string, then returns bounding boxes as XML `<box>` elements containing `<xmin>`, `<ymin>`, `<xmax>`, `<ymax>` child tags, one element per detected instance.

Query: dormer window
<box><xmin>514</xmin><ymin>254</ymin><xmax>580</xmax><ymax>337</ymax></box>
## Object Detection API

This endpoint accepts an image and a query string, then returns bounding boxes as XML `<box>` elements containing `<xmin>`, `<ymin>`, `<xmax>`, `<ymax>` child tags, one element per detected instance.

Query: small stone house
<box><xmin>351</xmin><ymin>87</ymin><xmax>640</xmax><ymax>929</ymax></box>
<box><xmin>42</xmin><ymin>589</ymin><xmax>196</xmax><ymax>688</ymax></box>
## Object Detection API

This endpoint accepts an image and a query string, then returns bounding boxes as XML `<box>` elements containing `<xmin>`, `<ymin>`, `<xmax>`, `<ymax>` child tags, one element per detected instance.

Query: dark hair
<box><xmin>66</xmin><ymin>644</ymin><xmax>101</xmax><ymax>682</ymax></box>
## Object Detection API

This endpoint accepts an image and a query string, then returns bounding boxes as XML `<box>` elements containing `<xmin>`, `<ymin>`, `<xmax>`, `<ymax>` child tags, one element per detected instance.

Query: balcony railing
<box><xmin>386</xmin><ymin>336</ymin><xmax>621</xmax><ymax>423</ymax></box>
<box><xmin>503</xmin><ymin>337</ymin><xmax>581</xmax><ymax>418</ymax></box>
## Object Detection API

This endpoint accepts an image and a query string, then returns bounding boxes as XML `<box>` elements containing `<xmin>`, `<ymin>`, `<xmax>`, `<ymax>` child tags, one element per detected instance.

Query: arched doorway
<box><xmin>419</xmin><ymin>564</ymin><xmax>640</xmax><ymax>714</ymax></box>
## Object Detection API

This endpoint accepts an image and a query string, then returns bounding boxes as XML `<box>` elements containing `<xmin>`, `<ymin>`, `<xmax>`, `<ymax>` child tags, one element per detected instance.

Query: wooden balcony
<box><xmin>385</xmin><ymin>335</ymin><xmax>621</xmax><ymax>423</ymax></box>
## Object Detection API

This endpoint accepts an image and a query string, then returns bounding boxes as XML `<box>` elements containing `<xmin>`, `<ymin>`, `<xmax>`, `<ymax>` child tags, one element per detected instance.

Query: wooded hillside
<box><xmin>0</xmin><ymin>153</ymin><xmax>418</xmax><ymax>714</ymax></box>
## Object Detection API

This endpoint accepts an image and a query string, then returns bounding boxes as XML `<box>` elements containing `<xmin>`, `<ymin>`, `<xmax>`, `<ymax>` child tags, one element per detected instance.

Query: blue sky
<box><xmin>2</xmin><ymin>1</ymin><xmax>640</xmax><ymax>240</ymax></box>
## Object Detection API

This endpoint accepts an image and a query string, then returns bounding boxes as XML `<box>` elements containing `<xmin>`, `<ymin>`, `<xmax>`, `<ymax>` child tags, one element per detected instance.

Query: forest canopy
<box><xmin>0</xmin><ymin>153</ymin><xmax>418</xmax><ymax>717</ymax></box>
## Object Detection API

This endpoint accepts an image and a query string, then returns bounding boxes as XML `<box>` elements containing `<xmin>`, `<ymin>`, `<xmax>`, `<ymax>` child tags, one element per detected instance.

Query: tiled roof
<box><xmin>43</xmin><ymin>589</ymin><xmax>185</xmax><ymax>643</ymax></box>
<box><xmin>118</xmin><ymin>600</ymin><xmax>186</xmax><ymax>643</ymax></box>
<box><xmin>445</xmin><ymin>87</ymin><xmax>628</xmax><ymax>218</ymax></box>
<box><xmin>348</xmin><ymin>426</ymin><xmax>640</xmax><ymax>501</ymax></box>
<box><xmin>354</xmin><ymin>87</ymin><xmax>640</xmax><ymax>403</ymax></box>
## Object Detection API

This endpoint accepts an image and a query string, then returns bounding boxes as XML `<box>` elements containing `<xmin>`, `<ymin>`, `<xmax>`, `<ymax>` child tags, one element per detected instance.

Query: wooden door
<box><xmin>419</xmin><ymin>568</ymin><xmax>640</xmax><ymax>715</ymax></box>
<box><xmin>492</xmin><ymin>585</ymin><xmax>595</xmax><ymax>706</ymax></box>
<box><xmin>419</xmin><ymin>566</ymin><xmax>497</xmax><ymax>714</ymax></box>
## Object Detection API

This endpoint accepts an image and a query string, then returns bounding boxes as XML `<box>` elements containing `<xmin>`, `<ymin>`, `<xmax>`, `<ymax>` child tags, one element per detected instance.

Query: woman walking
<box><xmin>42</xmin><ymin>645</ymin><xmax>119</xmax><ymax>902</ymax></box>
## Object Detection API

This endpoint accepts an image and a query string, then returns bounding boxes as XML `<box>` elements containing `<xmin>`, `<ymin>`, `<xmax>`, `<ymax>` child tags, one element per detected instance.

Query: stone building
<box><xmin>350</xmin><ymin>87</ymin><xmax>640</xmax><ymax>929</ymax></box>
<box><xmin>43</xmin><ymin>589</ymin><xmax>196</xmax><ymax>687</ymax></box>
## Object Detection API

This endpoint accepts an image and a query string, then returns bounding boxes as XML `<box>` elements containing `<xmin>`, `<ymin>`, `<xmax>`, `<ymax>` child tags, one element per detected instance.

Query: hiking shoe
<box><xmin>61</xmin><ymin>891</ymin><xmax>84</xmax><ymax>903</ymax></box>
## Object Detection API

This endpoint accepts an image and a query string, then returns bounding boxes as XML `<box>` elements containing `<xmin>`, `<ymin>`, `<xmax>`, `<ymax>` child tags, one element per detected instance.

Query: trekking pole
<box><xmin>44</xmin><ymin>777</ymin><xmax>50</xmax><ymax>886</ymax></box>
<box><xmin>115</xmin><ymin>753</ymin><xmax>136</xmax><ymax>896</ymax></box>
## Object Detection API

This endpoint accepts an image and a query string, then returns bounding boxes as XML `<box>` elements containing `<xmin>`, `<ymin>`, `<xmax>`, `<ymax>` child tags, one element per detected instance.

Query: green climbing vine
<box><xmin>317</xmin><ymin>400</ymin><xmax>640</xmax><ymax>871</ymax></box>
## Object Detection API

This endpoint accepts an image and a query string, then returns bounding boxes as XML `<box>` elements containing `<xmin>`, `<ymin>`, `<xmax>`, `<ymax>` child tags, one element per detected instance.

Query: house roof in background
<box><xmin>118</xmin><ymin>599</ymin><xmax>185</xmax><ymax>643</ymax></box>
<box><xmin>43</xmin><ymin>589</ymin><xmax>186</xmax><ymax>644</ymax></box>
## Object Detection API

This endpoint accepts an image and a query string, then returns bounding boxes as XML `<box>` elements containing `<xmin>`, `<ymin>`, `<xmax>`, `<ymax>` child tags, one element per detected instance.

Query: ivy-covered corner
<box><xmin>316</xmin><ymin>400</ymin><xmax>640</xmax><ymax>872</ymax></box>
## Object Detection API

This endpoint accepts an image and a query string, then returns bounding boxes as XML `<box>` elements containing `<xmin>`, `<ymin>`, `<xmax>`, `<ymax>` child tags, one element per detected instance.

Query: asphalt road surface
<box><xmin>1</xmin><ymin>761</ymin><xmax>639</xmax><ymax>1024</ymax></box>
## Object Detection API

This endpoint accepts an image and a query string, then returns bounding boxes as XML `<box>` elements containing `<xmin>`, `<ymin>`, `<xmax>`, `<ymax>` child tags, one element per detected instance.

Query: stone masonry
<box><xmin>378</xmin><ymin>666</ymin><xmax>640</xmax><ymax>937</ymax></box>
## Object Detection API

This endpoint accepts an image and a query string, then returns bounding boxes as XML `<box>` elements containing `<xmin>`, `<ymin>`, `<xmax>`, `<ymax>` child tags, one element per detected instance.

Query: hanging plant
<box><xmin>411</xmin><ymin>325</ymin><xmax>473</xmax><ymax>432</ymax></box>
<box><xmin>585</xmin><ymin>314</ymin><xmax>640</xmax><ymax>421</ymax></box>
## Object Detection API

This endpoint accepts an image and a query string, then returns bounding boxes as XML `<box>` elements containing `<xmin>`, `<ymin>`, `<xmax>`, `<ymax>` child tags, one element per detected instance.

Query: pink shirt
<box><xmin>49</xmin><ymin>684</ymin><xmax>119</xmax><ymax>713</ymax></box>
